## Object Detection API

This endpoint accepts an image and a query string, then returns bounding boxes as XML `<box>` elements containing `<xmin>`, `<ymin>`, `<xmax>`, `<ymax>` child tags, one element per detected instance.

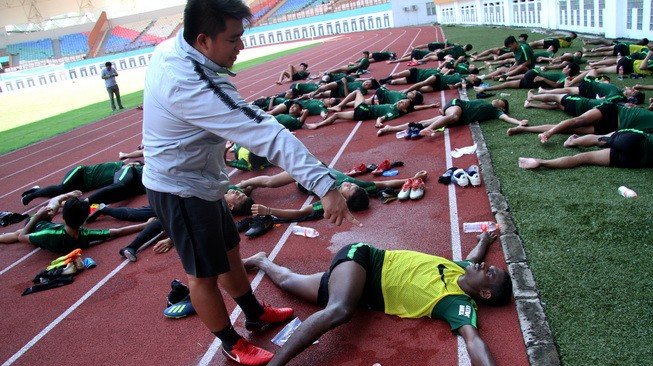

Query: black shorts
<box><xmin>410</xmin><ymin>49</ymin><xmax>426</xmax><ymax>60</ymax></box>
<box><xmin>317</xmin><ymin>243</ymin><xmax>384</xmax><ymax>310</ymax></box>
<box><xmin>578</xmin><ymin>80</ymin><xmax>592</xmax><ymax>98</ymax></box>
<box><xmin>291</xmin><ymin>73</ymin><xmax>307</xmax><ymax>81</ymax></box>
<box><xmin>146</xmin><ymin>189</ymin><xmax>239</xmax><ymax>277</ymax></box>
<box><xmin>617</xmin><ymin>57</ymin><xmax>635</xmax><ymax>74</ymax></box>
<box><xmin>543</xmin><ymin>39</ymin><xmax>560</xmax><ymax>49</ymax></box>
<box><xmin>519</xmin><ymin>69</ymin><xmax>540</xmax><ymax>88</ymax></box>
<box><xmin>594</xmin><ymin>103</ymin><xmax>619</xmax><ymax>135</ymax></box>
<box><xmin>603</xmin><ymin>131</ymin><xmax>649</xmax><ymax>168</ymax></box>
<box><xmin>612</xmin><ymin>43</ymin><xmax>629</xmax><ymax>56</ymax></box>
<box><xmin>353</xmin><ymin>103</ymin><xmax>374</xmax><ymax>120</ymax></box>
<box><xmin>406</xmin><ymin>68</ymin><xmax>421</xmax><ymax>84</ymax></box>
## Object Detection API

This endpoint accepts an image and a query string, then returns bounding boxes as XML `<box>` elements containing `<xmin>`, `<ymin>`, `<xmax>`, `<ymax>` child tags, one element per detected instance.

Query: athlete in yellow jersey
<box><xmin>244</xmin><ymin>231</ymin><xmax>511</xmax><ymax>366</ymax></box>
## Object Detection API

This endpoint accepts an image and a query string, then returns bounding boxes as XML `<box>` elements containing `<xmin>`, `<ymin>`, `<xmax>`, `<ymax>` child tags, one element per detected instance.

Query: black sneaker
<box><xmin>236</xmin><ymin>217</ymin><xmax>254</xmax><ymax>232</ymax></box>
<box><xmin>167</xmin><ymin>279</ymin><xmax>190</xmax><ymax>306</ymax></box>
<box><xmin>438</xmin><ymin>167</ymin><xmax>459</xmax><ymax>185</ymax></box>
<box><xmin>21</xmin><ymin>186</ymin><xmax>39</xmax><ymax>206</ymax></box>
<box><xmin>119</xmin><ymin>247</ymin><xmax>137</xmax><ymax>262</ymax></box>
<box><xmin>245</xmin><ymin>215</ymin><xmax>274</xmax><ymax>238</ymax></box>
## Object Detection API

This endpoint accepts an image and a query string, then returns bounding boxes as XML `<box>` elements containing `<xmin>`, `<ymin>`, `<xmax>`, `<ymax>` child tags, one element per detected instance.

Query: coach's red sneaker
<box><xmin>222</xmin><ymin>338</ymin><xmax>273</xmax><ymax>366</ymax></box>
<box><xmin>245</xmin><ymin>305</ymin><xmax>294</xmax><ymax>331</ymax></box>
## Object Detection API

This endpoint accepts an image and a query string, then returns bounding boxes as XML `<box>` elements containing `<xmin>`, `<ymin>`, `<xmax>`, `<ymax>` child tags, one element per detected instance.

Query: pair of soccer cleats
<box><xmin>438</xmin><ymin>165</ymin><xmax>482</xmax><ymax>187</ymax></box>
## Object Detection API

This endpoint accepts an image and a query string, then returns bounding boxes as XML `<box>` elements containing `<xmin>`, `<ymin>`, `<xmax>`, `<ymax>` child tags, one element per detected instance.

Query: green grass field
<box><xmin>441</xmin><ymin>25</ymin><xmax>653</xmax><ymax>365</ymax></box>
<box><xmin>2</xmin><ymin>27</ymin><xmax>652</xmax><ymax>365</ymax></box>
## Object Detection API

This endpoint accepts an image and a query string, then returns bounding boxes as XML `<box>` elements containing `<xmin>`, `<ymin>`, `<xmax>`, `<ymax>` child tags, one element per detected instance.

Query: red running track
<box><xmin>0</xmin><ymin>26</ymin><xmax>527</xmax><ymax>366</ymax></box>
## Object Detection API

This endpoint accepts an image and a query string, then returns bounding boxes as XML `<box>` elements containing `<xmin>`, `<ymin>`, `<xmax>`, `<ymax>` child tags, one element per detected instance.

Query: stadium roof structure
<box><xmin>0</xmin><ymin>0</ymin><xmax>185</xmax><ymax>32</ymax></box>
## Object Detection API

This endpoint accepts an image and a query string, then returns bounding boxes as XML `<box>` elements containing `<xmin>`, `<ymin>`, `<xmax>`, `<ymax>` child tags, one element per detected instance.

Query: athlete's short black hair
<box><xmin>549</xmin><ymin>43</ymin><xmax>559</xmax><ymax>53</ymax></box>
<box><xmin>62</xmin><ymin>197</ymin><xmax>90</xmax><ymax>230</ymax></box>
<box><xmin>468</xmin><ymin>65</ymin><xmax>480</xmax><ymax>74</ymax></box>
<box><xmin>638</xmin><ymin>38</ymin><xmax>649</xmax><ymax>45</ymax></box>
<box><xmin>468</xmin><ymin>77</ymin><xmax>482</xmax><ymax>87</ymax></box>
<box><xmin>480</xmin><ymin>270</ymin><xmax>513</xmax><ymax>307</ymax></box>
<box><xmin>299</xmin><ymin>62</ymin><xmax>308</xmax><ymax>68</ymax></box>
<box><xmin>231</xmin><ymin>197</ymin><xmax>254</xmax><ymax>216</ymax></box>
<box><xmin>569</xmin><ymin>31</ymin><xmax>577</xmax><ymax>39</ymax></box>
<box><xmin>332</xmin><ymin>98</ymin><xmax>341</xmax><ymax>105</ymax></box>
<box><xmin>183</xmin><ymin>0</ymin><xmax>252</xmax><ymax>46</ymax></box>
<box><xmin>518</xmin><ymin>33</ymin><xmax>528</xmax><ymax>41</ymax></box>
<box><xmin>368</xmin><ymin>79</ymin><xmax>380</xmax><ymax>90</ymax></box>
<box><xmin>566</xmin><ymin>62</ymin><xmax>580</xmax><ymax>76</ymax></box>
<box><xmin>412</xmin><ymin>91</ymin><xmax>424</xmax><ymax>105</ymax></box>
<box><xmin>628</xmin><ymin>91</ymin><xmax>645</xmax><ymax>105</ymax></box>
<box><xmin>499</xmin><ymin>98</ymin><xmax>509</xmax><ymax>114</ymax></box>
<box><xmin>504</xmin><ymin>36</ymin><xmax>517</xmax><ymax>48</ymax></box>
<box><xmin>362</xmin><ymin>51</ymin><xmax>370</xmax><ymax>56</ymax></box>
<box><xmin>346</xmin><ymin>186</ymin><xmax>369</xmax><ymax>212</ymax></box>
<box><xmin>464</xmin><ymin>44</ymin><xmax>473</xmax><ymax>51</ymax></box>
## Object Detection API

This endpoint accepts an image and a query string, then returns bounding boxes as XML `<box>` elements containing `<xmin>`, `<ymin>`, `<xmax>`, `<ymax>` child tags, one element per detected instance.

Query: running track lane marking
<box><xmin>433</xmin><ymin>24</ymin><xmax>472</xmax><ymax>366</ymax></box>
<box><xmin>199</xmin><ymin>121</ymin><xmax>364</xmax><ymax>366</ymax></box>
<box><xmin>199</xmin><ymin>28</ymin><xmax>426</xmax><ymax>365</ymax></box>
<box><xmin>2</xmin><ymin>259</ymin><xmax>131</xmax><ymax>366</ymax></box>
<box><xmin>0</xmin><ymin>248</ymin><xmax>39</xmax><ymax>277</ymax></box>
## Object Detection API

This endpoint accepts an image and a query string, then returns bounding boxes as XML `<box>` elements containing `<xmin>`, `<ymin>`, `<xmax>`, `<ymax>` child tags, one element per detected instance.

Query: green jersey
<box><xmin>412</xmin><ymin>49</ymin><xmax>431</xmax><ymax>59</ymax></box>
<box><xmin>310</xmin><ymin>168</ymin><xmax>377</xmax><ymax>214</ymax></box>
<box><xmin>580</xmin><ymin>77</ymin><xmax>625</xmax><ymax>102</ymax></box>
<box><xmin>561</xmin><ymin>95</ymin><xmax>604</xmax><ymax>117</ymax></box>
<box><xmin>427</xmin><ymin>41</ymin><xmax>453</xmax><ymax>51</ymax></box>
<box><xmin>292</xmin><ymin>70</ymin><xmax>309</xmax><ymax>80</ymax></box>
<box><xmin>444</xmin><ymin>45</ymin><xmax>468</xmax><ymax>59</ymax></box>
<box><xmin>296</xmin><ymin>99</ymin><xmax>326</xmax><ymax>116</ymax></box>
<box><xmin>274</xmin><ymin>114</ymin><xmax>303</xmax><ymax>131</ymax></box>
<box><xmin>374</xmin><ymin>87</ymin><xmax>407</xmax><ymax>104</ymax></box>
<box><xmin>292</xmin><ymin>82</ymin><xmax>319</xmax><ymax>94</ymax></box>
<box><xmin>415</xmin><ymin>68</ymin><xmax>442</xmax><ymax>82</ymax></box>
<box><xmin>450</xmin><ymin>99</ymin><xmax>504</xmax><ymax>124</ymax></box>
<box><xmin>436</xmin><ymin>74</ymin><xmax>463</xmax><ymax>90</ymax></box>
<box><xmin>63</xmin><ymin>162</ymin><xmax>124</xmax><ymax>190</ymax></box>
<box><xmin>354</xmin><ymin>103</ymin><xmax>402</xmax><ymax>121</ymax></box>
<box><xmin>356</xmin><ymin>57</ymin><xmax>370</xmax><ymax>70</ymax></box>
<box><xmin>453</xmin><ymin>63</ymin><xmax>473</xmax><ymax>75</ymax></box>
<box><xmin>328</xmin><ymin>72</ymin><xmax>356</xmax><ymax>82</ymax></box>
<box><xmin>335</xmin><ymin>81</ymin><xmax>367</xmax><ymax>97</ymax></box>
<box><xmin>617</xmin><ymin>106</ymin><xmax>653</xmax><ymax>132</ymax></box>
<box><xmin>534</xmin><ymin>69</ymin><xmax>566</xmax><ymax>84</ymax></box>
<box><xmin>227</xmin><ymin>144</ymin><xmax>271</xmax><ymax>171</ymax></box>
<box><xmin>29</xmin><ymin>221</ymin><xmax>111</xmax><ymax>253</ymax></box>
<box><xmin>533</xmin><ymin>50</ymin><xmax>554</xmax><ymax>59</ymax></box>
<box><xmin>514</xmin><ymin>43</ymin><xmax>535</xmax><ymax>67</ymax></box>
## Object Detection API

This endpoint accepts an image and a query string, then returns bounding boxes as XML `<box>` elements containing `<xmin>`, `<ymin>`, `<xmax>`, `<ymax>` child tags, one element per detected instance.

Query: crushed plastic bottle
<box><xmin>292</xmin><ymin>225</ymin><xmax>319</xmax><ymax>237</ymax></box>
<box><xmin>618</xmin><ymin>186</ymin><xmax>637</xmax><ymax>198</ymax></box>
<box><xmin>463</xmin><ymin>221</ymin><xmax>498</xmax><ymax>233</ymax></box>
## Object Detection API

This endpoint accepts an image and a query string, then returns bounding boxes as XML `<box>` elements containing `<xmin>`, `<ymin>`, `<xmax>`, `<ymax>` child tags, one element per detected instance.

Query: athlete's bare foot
<box><xmin>538</xmin><ymin>132</ymin><xmax>550</xmax><ymax>143</ymax></box>
<box><xmin>305</xmin><ymin>123</ymin><xmax>319</xmax><ymax>130</ymax></box>
<box><xmin>537</xmin><ymin>86</ymin><xmax>545</xmax><ymax>94</ymax></box>
<box><xmin>524</xmin><ymin>100</ymin><xmax>533</xmax><ymax>108</ymax></box>
<box><xmin>275</xmin><ymin>81</ymin><xmax>283</xmax><ymax>85</ymax></box>
<box><xmin>527</xmin><ymin>89</ymin><xmax>535</xmax><ymax>101</ymax></box>
<box><xmin>518</xmin><ymin>157</ymin><xmax>540</xmax><ymax>169</ymax></box>
<box><xmin>243</xmin><ymin>252</ymin><xmax>268</xmax><ymax>270</ymax></box>
<box><xmin>413</xmin><ymin>170</ymin><xmax>428</xmax><ymax>180</ymax></box>
<box><xmin>419</xmin><ymin>129</ymin><xmax>435</xmax><ymax>137</ymax></box>
<box><xmin>563</xmin><ymin>134</ymin><xmax>580</xmax><ymax>147</ymax></box>
<box><xmin>507</xmin><ymin>126</ymin><xmax>526</xmax><ymax>136</ymax></box>
<box><xmin>377</xmin><ymin>126</ymin><xmax>390</xmax><ymax>136</ymax></box>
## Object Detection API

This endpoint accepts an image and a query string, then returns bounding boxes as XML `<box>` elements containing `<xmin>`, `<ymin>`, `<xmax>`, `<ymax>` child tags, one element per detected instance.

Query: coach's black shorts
<box><xmin>147</xmin><ymin>189</ymin><xmax>239</xmax><ymax>278</ymax></box>
<box><xmin>317</xmin><ymin>243</ymin><xmax>384</xmax><ymax>311</ymax></box>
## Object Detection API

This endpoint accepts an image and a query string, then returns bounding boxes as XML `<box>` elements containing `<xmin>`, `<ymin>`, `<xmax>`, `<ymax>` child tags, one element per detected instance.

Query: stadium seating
<box><xmin>143</xmin><ymin>14</ymin><xmax>182</xmax><ymax>41</ymax></box>
<box><xmin>268</xmin><ymin>0</ymin><xmax>321</xmax><ymax>17</ymax></box>
<box><xmin>104</xmin><ymin>20</ymin><xmax>153</xmax><ymax>54</ymax></box>
<box><xmin>6</xmin><ymin>38</ymin><xmax>54</xmax><ymax>61</ymax></box>
<box><xmin>59</xmin><ymin>33</ymin><xmax>89</xmax><ymax>56</ymax></box>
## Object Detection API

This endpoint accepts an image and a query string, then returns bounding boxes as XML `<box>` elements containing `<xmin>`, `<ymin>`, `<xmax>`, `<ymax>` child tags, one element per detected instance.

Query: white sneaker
<box><xmin>397</xmin><ymin>179</ymin><xmax>413</xmax><ymax>200</ymax></box>
<box><xmin>452</xmin><ymin>168</ymin><xmax>469</xmax><ymax>187</ymax></box>
<box><xmin>466</xmin><ymin>165</ymin><xmax>481</xmax><ymax>186</ymax></box>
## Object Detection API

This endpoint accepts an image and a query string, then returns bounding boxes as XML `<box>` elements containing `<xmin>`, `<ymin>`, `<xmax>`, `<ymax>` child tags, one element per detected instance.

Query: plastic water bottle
<box><xmin>618</xmin><ymin>186</ymin><xmax>637</xmax><ymax>198</ymax></box>
<box><xmin>617</xmin><ymin>53</ymin><xmax>624</xmax><ymax>80</ymax></box>
<box><xmin>463</xmin><ymin>221</ymin><xmax>498</xmax><ymax>233</ymax></box>
<box><xmin>459</xmin><ymin>79</ymin><xmax>469</xmax><ymax>101</ymax></box>
<box><xmin>292</xmin><ymin>225</ymin><xmax>319</xmax><ymax>237</ymax></box>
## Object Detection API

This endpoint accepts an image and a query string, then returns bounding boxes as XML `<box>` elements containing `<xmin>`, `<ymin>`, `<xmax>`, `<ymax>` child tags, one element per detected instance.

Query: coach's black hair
<box><xmin>62</xmin><ymin>197</ymin><xmax>90</xmax><ymax>230</ymax></box>
<box><xmin>183</xmin><ymin>0</ymin><xmax>252</xmax><ymax>46</ymax></box>
<box><xmin>105</xmin><ymin>61</ymin><xmax>112</xmax><ymax>67</ymax></box>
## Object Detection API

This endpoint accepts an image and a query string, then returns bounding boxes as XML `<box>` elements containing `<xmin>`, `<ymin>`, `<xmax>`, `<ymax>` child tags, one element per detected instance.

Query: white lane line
<box><xmin>2</xmin><ymin>258</ymin><xmax>131</xmax><ymax>366</ymax></box>
<box><xmin>433</xmin><ymin>23</ymin><xmax>472</xmax><ymax>366</ymax></box>
<box><xmin>0</xmin><ymin>248</ymin><xmax>40</xmax><ymax>276</ymax></box>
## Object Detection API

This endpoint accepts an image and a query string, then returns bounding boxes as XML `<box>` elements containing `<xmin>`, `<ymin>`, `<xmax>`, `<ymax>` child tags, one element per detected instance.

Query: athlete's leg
<box><xmin>518</xmin><ymin>149</ymin><xmax>610</xmax><ymax>169</ymax></box>
<box><xmin>538</xmin><ymin>108</ymin><xmax>603</xmax><ymax>143</ymax></box>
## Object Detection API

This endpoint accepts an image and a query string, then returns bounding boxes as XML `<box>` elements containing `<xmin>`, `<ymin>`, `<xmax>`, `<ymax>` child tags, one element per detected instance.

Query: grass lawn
<box><xmin>441</xmin><ymin>25</ymin><xmax>653</xmax><ymax>365</ymax></box>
